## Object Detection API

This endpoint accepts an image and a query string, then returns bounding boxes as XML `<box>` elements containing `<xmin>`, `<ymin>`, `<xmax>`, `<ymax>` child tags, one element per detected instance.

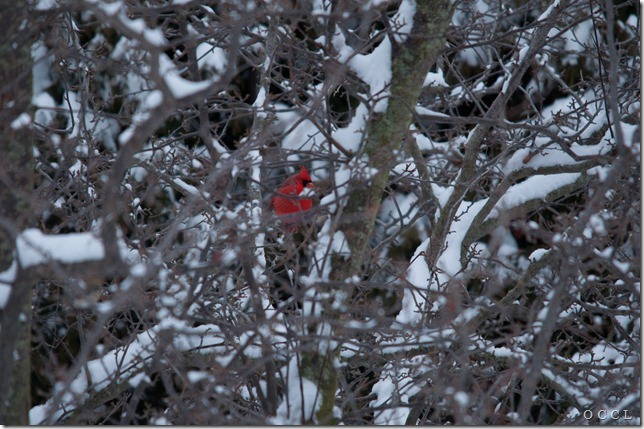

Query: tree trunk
<box><xmin>0</xmin><ymin>0</ymin><xmax>35</xmax><ymax>423</ymax></box>
<box><xmin>310</xmin><ymin>1</ymin><xmax>453</xmax><ymax>423</ymax></box>
<box><xmin>332</xmin><ymin>0</ymin><xmax>452</xmax><ymax>282</ymax></box>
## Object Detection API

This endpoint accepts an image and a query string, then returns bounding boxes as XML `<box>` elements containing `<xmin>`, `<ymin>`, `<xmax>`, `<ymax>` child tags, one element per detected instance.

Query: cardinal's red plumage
<box><xmin>271</xmin><ymin>166</ymin><xmax>314</xmax><ymax>223</ymax></box>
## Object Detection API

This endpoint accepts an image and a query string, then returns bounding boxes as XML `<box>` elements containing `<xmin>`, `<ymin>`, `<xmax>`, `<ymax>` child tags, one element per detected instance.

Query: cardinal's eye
<box><xmin>301</xmin><ymin>179</ymin><xmax>312</xmax><ymax>186</ymax></box>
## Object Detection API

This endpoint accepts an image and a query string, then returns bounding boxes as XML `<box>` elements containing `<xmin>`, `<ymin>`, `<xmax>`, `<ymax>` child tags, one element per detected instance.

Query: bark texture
<box><xmin>333</xmin><ymin>0</ymin><xmax>452</xmax><ymax>281</ymax></box>
<box><xmin>313</xmin><ymin>1</ymin><xmax>453</xmax><ymax>423</ymax></box>
<box><xmin>0</xmin><ymin>0</ymin><xmax>35</xmax><ymax>424</ymax></box>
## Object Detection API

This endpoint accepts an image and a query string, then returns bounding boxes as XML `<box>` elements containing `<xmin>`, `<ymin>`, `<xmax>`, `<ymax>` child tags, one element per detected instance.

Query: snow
<box><xmin>331</xmin><ymin>102</ymin><xmax>370</xmax><ymax>153</ymax></box>
<box><xmin>280</xmin><ymin>115</ymin><xmax>325</xmax><ymax>151</ymax></box>
<box><xmin>32</xmin><ymin>91</ymin><xmax>57</xmax><ymax>126</ymax></box>
<box><xmin>30</xmin><ymin>326</ymin><xmax>156</xmax><ymax>424</ymax></box>
<box><xmin>332</xmin><ymin>29</ymin><xmax>392</xmax><ymax>112</ymax></box>
<box><xmin>16</xmin><ymin>229</ymin><xmax>105</xmax><ymax>268</ymax></box>
<box><xmin>118</xmin><ymin>89</ymin><xmax>164</xmax><ymax>145</ymax></box>
<box><xmin>0</xmin><ymin>260</ymin><xmax>17</xmax><ymax>308</ymax></box>
<box><xmin>501</xmin><ymin>28</ymin><xmax>532</xmax><ymax>94</ymax></box>
<box><xmin>454</xmin><ymin>391</ymin><xmax>469</xmax><ymax>407</ymax></box>
<box><xmin>271</xmin><ymin>355</ymin><xmax>321</xmax><ymax>424</ymax></box>
<box><xmin>559</xmin><ymin>19</ymin><xmax>594</xmax><ymax>65</ymax></box>
<box><xmin>164</xmin><ymin>70</ymin><xmax>212</xmax><ymax>99</ymax></box>
<box><xmin>528</xmin><ymin>248</ymin><xmax>549</xmax><ymax>262</ymax></box>
<box><xmin>412</xmin><ymin>170</ymin><xmax>582</xmax><ymax>298</ymax></box>
<box><xmin>484</xmin><ymin>344</ymin><xmax>528</xmax><ymax>364</ymax></box>
<box><xmin>432</xmin><ymin>183</ymin><xmax>454</xmax><ymax>208</ymax></box>
<box><xmin>541</xmin><ymin>367</ymin><xmax>595</xmax><ymax>409</ymax></box>
<box><xmin>34</xmin><ymin>0</ymin><xmax>56</xmax><ymax>10</ymax></box>
<box><xmin>187</xmin><ymin>370</ymin><xmax>210</xmax><ymax>383</ymax></box>
<box><xmin>486</xmin><ymin>173</ymin><xmax>582</xmax><ymax>221</ymax></box>
<box><xmin>31</xmin><ymin>41</ymin><xmax>54</xmax><ymax>95</ymax></box>
<box><xmin>398</xmin><ymin>238</ymin><xmax>430</xmax><ymax>325</ymax></box>
<box><xmin>128</xmin><ymin>371</ymin><xmax>151</xmax><ymax>388</ymax></box>
<box><xmin>422</xmin><ymin>70</ymin><xmax>448</xmax><ymax>88</ymax></box>
<box><xmin>23</xmin><ymin>0</ymin><xmax>640</xmax><ymax>424</ymax></box>
<box><xmin>415</xmin><ymin>105</ymin><xmax>449</xmax><ymax>117</ymax></box>
<box><xmin>362</xmin><ymin>0</ymin><xmax>391</xmax><ymax>9</ymax></box>
<box><xmin>304</xmin><ymin>220</ymin><xmax>350</xmax><ymax>301</ymax></box>
<box><xmin>375</xmin><ymin>404</ymin><xmax>409</xmax><ymax>425</ymax></box>
<box><xmin>613</xmin><ymin>392</ymin><xmax>640</xmax><ymax>415</ymax></box>
<box><xmin>278</xmin><ymin>92</ymin><xmax>372</xmax><ymax>156</ymax></box>
<box><xmin>379</xmin><ymin>191</ymin><xmax>421</xmax><ymax>238</ymax></box>
<box><xmin>319</xmin><ymin>163</ymin><xmax>354</xmax><ymax>213</ymax></box>
<box><xmin>370</xmin><ymin>356</ymin><xmax>429</xmax><ymax>424</ymax></box>
<box><xmin>371</xmin><ymin>373</ymin><xmax>410</xmax><ymax>424</ymax></box>
<box><xmin>329</xmin><ymin>230</ymin><xmax>349</xmax><ymax>256</ymax></box>
<box><xmin>536</xmin><ymin>0</ymin><xmax>561</xmax><ymax>23</ymax></box>
<box><xmin>161</xmin><ymin>61</ymin><xmax>212</xmax><ymax>100</ymax></box>
<box><xmin>30</xmin><ymin>320</ymin><xmax>229</xmax><ymax>424</ymax></box>
<box><xmin>311</xmin><ymin>0</ymin><xmax>332</xmax><ymax>16</ymax></box>
<box><xmin>391</xmin><ymin>0</ymin><xmax>416</xmax><ymax>44</ymax></box>
<box><xmin>196</xmin><ymin>43</ymin><xmax>228</xmax><ymax>74</ymax></box>
<box><xmin>502</xmin><ymin>135</ymin><xmax>612</xmax><ymax>176</ymax></box>
<box><xmin>617</xmin><ymin>121</ymin><xmax>640</xmax><ymax>152</ymax></box>
<box><xmin>85</xmin><ymin>0</ymin><xmax>167</xmax><ymax>47</ymax></box>
<box><xmin>254</xmin><ymin>87</ymin><xmax>267</xmax><ymax>108</ymax></box>
<box><xmin>11</xmin><ymin>112</ymin><xmax>32</xmax><ymax>129</ymax></box>
<box><xmin>172</xmin><ymin>177</ymin><xmax>207</xmax><ymax>198</ymax></box>
<box><xmin>315</xmin><ymin>322</ymin><xmax>337</xmax><ymax>354</ymax></box>
<box><xmin>518</xmin><ymin>45</ymin><xmax>530</xmax><ymax>63</ymax></box>
<box><xmin>453</xmin><ymin>307</ymin><xmax>480</xmax><ymax>325</ymax></box>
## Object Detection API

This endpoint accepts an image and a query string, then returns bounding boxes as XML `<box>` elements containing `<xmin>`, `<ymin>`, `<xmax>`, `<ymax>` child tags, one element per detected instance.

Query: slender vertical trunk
<box><xmin>308</xmin><ymin>1</ymin><xmax>453</xmax><ymax>423</ymax></box>
<box><xmin>0</xmin><ymin>0</ymin><xmax>35</xmax><ymax>423</ymax></box>
<box><xmin>332</xmin><ymin>0</ymin><xmax>452</xmax><ymax>282</ymax></box>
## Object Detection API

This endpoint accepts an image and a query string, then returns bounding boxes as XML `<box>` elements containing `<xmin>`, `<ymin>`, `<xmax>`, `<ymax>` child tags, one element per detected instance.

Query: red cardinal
<box><xmin>271</xmin><ymin>166</ymin><xmax>314</xmax><ymax>224</ymax></box>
